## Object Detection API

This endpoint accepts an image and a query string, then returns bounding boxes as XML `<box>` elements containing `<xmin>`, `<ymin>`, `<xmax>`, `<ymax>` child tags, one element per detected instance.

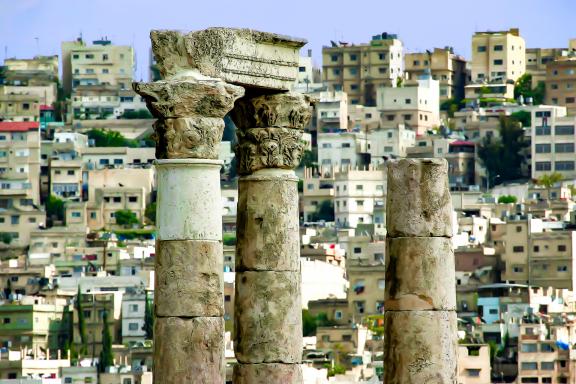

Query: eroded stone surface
<box><xmin>150</xmin><ymin>28</ymin><xmax>306</xmax><ymax>90</ymax></box>
<box><xmin>154</xmin><ymin>317</ymin><xmax>224</xmax><ymax>383</ymax></box>
<box><xmin>384</xmin><ymin>310</ymin><xmax>457</xmax><ymax>384</ymax></box>
<box><xmin>234</xmin><ymin>271</ymin><xmax>302</xmax><ymax>363</ymax></box>
<box><xmin>153</xmin><ymin>117</ymin><xmax>224</xmax><ymax>159</ymax></box>
<box><xmin>386</xmin><ymin>158</ymin><xmax>452</xmax><ymax>238</ymax></box>
<box><xmin>155</xmin><ymin>240</ymin><xmax>223</xmax><ymax>317</ymax></box>
<box><xmin>233</xmin><ymin>363</ymin><xmax>303</xmax><ymax>384</ymax></box>
<box><xmin>236</xmin><ymin>175</ymin><xmax>299</xmax><ymax>271</ymax></box>
<box><xmin>231</xmin><ymin>93</ymin><xmax>313</xmax><ymax>130</ymax></box>
<box><xmin>133</xmin><ymin>78</ymin><xmax>244</xmax><ymax>119</ymax></box>
<box><xmin>235</xmin><ymin>128</ymin><xmax>304</xmax><ymax>175</ymax></box>
<box><xmin>385</xmin><ymin>237</ymin><xmax>456</xmax><ymax>311</ymax></box>
<box><xmin>156</xmin><ymin>160</ymin><xmax>222</xmax><ymax>241</ymax></box>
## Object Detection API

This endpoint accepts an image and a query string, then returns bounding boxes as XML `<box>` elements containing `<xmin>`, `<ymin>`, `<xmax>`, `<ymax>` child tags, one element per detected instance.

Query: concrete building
<box><xmin>322</xmin><ymin>33</ymin><xmax>404</xmax><ymax>106</ymax></box>
<box><xmin>376</xmin><ymin>74</ymin><xmax>440</xmax><ymax>135</ymax></box>
<box><xmin>530</xmin><ymin>231</ymin><xmax>576</xmax><ymax>289</ymax></box>
<box><xmin>530</xmin><ymin>106</ymin><xmax>576</xmax><ymax>180</ymax></box>
<box><xmin>405</xmin><ymin>47</ymin><xmax>467</xmax><ymax>101</ymax></box>
<box><xmin>301</xmin><ymin>168</ymin><xmax>334</xmax><ymax>223</ymax></box>
<box><xmin>545</xmin><ymin>56</ymin><xmax>576</xmax><ymax>115</ymax></box>
<box><xmin>526</xmin><ymin>47</ymin><xmax>567</xmax><ymax>84</ymax></box>
<box><xmin>445</xmin><ymin>140</ymin><xmax>476</xmax><ymax>190</ymax></box>
<box><xmin>50</xmin><ymin>159</ymin><xmax>83</xmax><ymax>200</ymax></box>
<box><xmin>317</xmin><ymin>132</ymin><xmax>369</xmax><ymax>174</ymax></box>
<box><xmin>121</xmin><ymin>287</ymin><xmax>147</xmax><ymax>345</ymax></box>
<box><xmin>367</xmin><ymin>124</ymin><xmax>415</xmax><ymax>163</ymax></box>
<box><xmin>82</xmin><ymin>147</ymin><xmax>155</xmax><ymax>170</ymax></box>
<box><xmin>347</xmin><ymin>263</ymin><xmax>386</xmax><ymax>319</ymax></box>
<box><xmin>457</xmin><ymin>344</ymin><xmax>491</xmax><ymax>384</ymax></box>
<box><xmin>334</xmin><ymin>167</ymin><xmax>386</xmax><ymax>229</ymax></box>
<box><xmin>0</xmin><ymin>352</ymin><xmax>70</xmax><ymax>380</ymax></box>
<box><xmin>471</xmin><ymin>28</ymin><xmax>526</xmax><ymax>83</ymax></box>
<box><xmin>315</xmin><ymin>91</ymin><xmax>348</xmax><ymax>133</ymax></box>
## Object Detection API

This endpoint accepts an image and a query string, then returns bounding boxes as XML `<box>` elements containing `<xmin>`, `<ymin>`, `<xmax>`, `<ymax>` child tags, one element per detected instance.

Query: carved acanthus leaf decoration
<box><xmin>154</xmin><ymin>117</ymin><xmax>224</xmax><ymax>159</ymax></box>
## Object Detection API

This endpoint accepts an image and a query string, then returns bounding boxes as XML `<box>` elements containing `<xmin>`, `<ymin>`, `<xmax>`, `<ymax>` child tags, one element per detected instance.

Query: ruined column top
<box><xmin>151</xmin><ymin>28</ymin><xmax>307</xmax><ymax>91</ymax></box>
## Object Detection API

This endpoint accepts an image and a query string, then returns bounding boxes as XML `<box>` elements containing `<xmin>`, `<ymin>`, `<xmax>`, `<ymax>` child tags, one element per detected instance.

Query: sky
<box><xmin>1</xmin><ymin>0</ymin><xmax>575</xmax><ymax>81</ymax></box>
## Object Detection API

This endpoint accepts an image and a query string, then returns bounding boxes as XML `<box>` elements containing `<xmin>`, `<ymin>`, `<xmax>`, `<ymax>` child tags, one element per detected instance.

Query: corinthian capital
<box><xmin>133</xmin><ymin>78</ymin><xmax>244</xmax><ymax>159</ymax></box>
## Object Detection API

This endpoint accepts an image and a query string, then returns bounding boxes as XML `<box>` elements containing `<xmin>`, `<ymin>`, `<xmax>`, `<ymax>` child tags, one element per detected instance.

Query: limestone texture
<box><xmin>385</xmin><ymin>237</ymin><xmax>456</xmax><ymax>311</ymax></box>
<box><xmin>233</xmin><ymin>363</ymin><xmax>303</xmax><ymax>384</ymax></box>
<box><xmin>236</xmin><ymin>174</ymin><xmax>299</xmax><ymax>271</ymax></box>
<box><xmin>155</xmin><ymin>240</ymin><xmax>223</xmax><ymax>317</ymax></box>
<box><xmin>234</xmin><ymin>271</ymin><xmax>302</xmax><ymax>363</ymax></box>
<box><xmin>154</xmin><ymin>316</ymin><xmax>225</xmax><ymax>383</ymax></box>
<box><xmin>133</xmin><ymin>78</ymin><xmax>244</xmax><ymax>119</ymax></box>
<box><xmin>384</xmin><ymin>310</ymin><xmax>457</xmax><ymax>384</ymax></box>
<box><xmin>153</xmin><ymin>117</ymin><xmax>224</xmax><ymax>159</ymax></box>
<box><xmin>156</xmin><ymin>160</ymin><xmax>222</xmax><ymax>241</ymax></box>
<box><xmin>150</xmin><ymin>28</ymin><xmax>306</xmax><ymax>90</ymax></box>
<box><xmin>386</xmin><ymin>158</ymin><xmax>452</xmax><ymax>238</ymax></box>
<box><xmin>231</xmin><ymin>93</ymin><xmax>313</xmax><ymax>130</ymax></box>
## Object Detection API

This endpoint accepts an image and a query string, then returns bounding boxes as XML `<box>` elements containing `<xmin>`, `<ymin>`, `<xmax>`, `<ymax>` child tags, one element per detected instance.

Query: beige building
<box><xmin>530</xmin><ymin>106</ymin><xmax>576</xmax><ymax>180</ymax></box>
<box><xmin>302</xmin><ymin>168</ymin><xmax>334</xmax><ymax>222</ymax></box>
<box><xmin>530</xmin><ymin>231</ymin><xmax>576</xmax><ymax>290</ymax></box>
<box><xmin>322</xmin><ymin>33</ymin><xmax>403</xmax><ymax>106</ymax></box>
<box><xmin>526</xmin><ymin>47</ymin><xmax>567</xmax><ymax>84</ymax></box>
<box><xmin>0</xmin><ymin>122</ymin><xmax>44</xmax><ymax>246</ymax></box>
<box><xmin>367</xmin><ymin>124</ymin><xmax>416</xmax><ymax>162</ymax></box>
<box><xmin>50</xmin><ymin>159</ymin><xmax>83</xmax><ymax>200</ymax></box>
<box><xmin>4</xmin><ymin>56</ymin><xmax>58</xmax><ymax>75</ymax></box>
<box><xmin>545</xmin><ymin>56</ymin><xmax>576</xmax><ymax>115</ymax></box>
<box><xmin>405</xmin><ymin>47</ymin><xmax>467</xmax><ymax>101</ymax></box>
<box><xmin>347</xmin><ymin>263</ymin><xmax>385</xmax><ymax>320</ymax></box>
<box><xmin>471</xmin><ymin>28</ymin><xmax>526</xmax><ymax>83</ymax></box>
<box><xmin>457</xmin><ymin>344</ymin><xmax>491</xmax><ymax>384</ymax></box>
<box><xmin>28</xmin><ymin>226</ymin><xmax>87</xmax><ymax>267</ymax></box>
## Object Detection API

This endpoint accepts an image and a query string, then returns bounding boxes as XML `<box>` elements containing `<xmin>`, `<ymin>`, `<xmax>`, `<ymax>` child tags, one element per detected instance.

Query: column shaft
<box><xmin>231</xmin><ymin>93</ymin><xmax>311</xmax><ymax>384</ymax></box>
<box><xmin>384</xmin><ymin>159</ymin><xmax>457</xmax><ymax>384</ymax></box>
<box><xmin>134</xmin><ymin>77</ymin><xmax>244</xmax><ymax>384</ymax></box>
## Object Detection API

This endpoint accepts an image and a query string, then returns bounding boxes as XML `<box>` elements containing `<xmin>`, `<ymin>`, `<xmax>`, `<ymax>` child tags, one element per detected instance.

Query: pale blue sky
<box><xmin>1</xmin><ymin>0</ymin><xmax>575</xmax><ymax>81</ymax></box>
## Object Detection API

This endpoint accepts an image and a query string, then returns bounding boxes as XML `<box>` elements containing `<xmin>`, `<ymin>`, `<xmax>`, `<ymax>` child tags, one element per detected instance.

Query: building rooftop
<box><xmin>0</xmin><ymin>121</ymin><xmax>39</xmax><ymax>132</ymax></box>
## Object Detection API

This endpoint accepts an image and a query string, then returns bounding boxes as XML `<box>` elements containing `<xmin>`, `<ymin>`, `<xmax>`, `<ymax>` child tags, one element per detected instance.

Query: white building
<box><xmin>317</xmin><ymin>133</ymin><xmax>369</xmax><ymax>175</ymax></box>
<box><xmin>315</xmin><ymin>91</ymin><xmax>348</xmax><ymax>132</ymax></box>
<box><xmin>368</xmin><ymin>124</ymin><xmax>416</xmax><ymax>163</ymax></box>
<box><xmin>377</xmin><ymin>74</ymin><xmax>440</xmax><ymax>135</ymax></box>
<box><xmin>121</xmin><ymin>287</ymin><xmax>147</xmax><ymax>345</ymax></box>
<box><xmin>300</xmin><ymin>259</ymin><xmax>347</xmax><ymax>308</ymax></box>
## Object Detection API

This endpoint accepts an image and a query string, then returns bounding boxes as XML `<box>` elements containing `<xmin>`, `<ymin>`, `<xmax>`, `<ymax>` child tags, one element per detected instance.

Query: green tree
<box><xmin>142</xmin><ymin>291</ymin><xmax>154</xmax><ymax>339</ymax></box>
<box><xmin>514</xmin><ymin>73</ymin><xmax>545</xmax><ymax>105</ymax></box>
<box><xmin>309</xmin><ymin>200</ymin><xmax>335</xmax><ymax>222</ymax></box>
<box><xmin>99</xmin><ymin>310</ymin><xmax>114</xmax><ymax>372</ymax></box>
<box><xmin>510</xmin><ymin>110</ymin><xmax>531</xmax><ymax>127</ymax></box>
<box><xmin>144</xmin><ymin>202</ymin><xmax>156</xmax><ymax>224</ymax></box>
<box><xmin>46</xmin><ymin>195</ymin><xmax>65</xmax><ymax>224</ymax></box>
<box><xmin>299</xmin><ymin>150</ymin><xmax>317</xmax><ymax>169</ymax></box>
<box><xmin>121</xmin><ymin>109</ymin><xmax>153</xmax><ymax>119</ymax></box>
<box><xmin>440</xmin><ymin>98</ymin><xmax>462</xmax><ymax>118</ymax></box>
<box><xmin>75</xmin><ymin>286</ymin><xmax>88</xmax><ymax>356</ymax></box>
<box><xmin>478</xmin><ymin>116</ymin><xmax>528</xmax><ymax>186</ymax></box>
<box><xmin>498</xmin><ymin>195</ymin><xmax>518</xmax><ymax>204</ymax></box>
<box><xmin>114</xmin><ymin>210</ymin><xmax>139</xmax><ymax>228</ymax></box>
<box><xmin>537</xmin><ymin>172</ymin><xmax>563</xmax><ymax>189</ymax></box>
<box><xmin>0</xmin><ymin>233</ymin><xmax>12</xmax><ymax>244</ymax></box>
<box><xmin>86</xmin><ymin>129</ymin><xmax>138</xmax><ymax>148</ymax></box>
<box><xmin>302</xmin><ymin>309</ymin><xmax>317</xmax><ymax>337</ymax></box>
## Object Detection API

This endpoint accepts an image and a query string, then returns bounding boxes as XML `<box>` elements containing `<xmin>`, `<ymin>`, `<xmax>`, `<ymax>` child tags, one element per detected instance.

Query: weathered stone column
<box><xmin>230</xmin><ymin>93</ymin><xmax>311</xmax><ymax>383</ymax></box>
<box><xmin>384</xmin><ymin>158</ymin><xmax>457</xmax><ymax>383</ymax></box>
<box><xmin>134</xmin><ymin>78</ymin><xmax>244</xmax><ymax>383</ymax></box>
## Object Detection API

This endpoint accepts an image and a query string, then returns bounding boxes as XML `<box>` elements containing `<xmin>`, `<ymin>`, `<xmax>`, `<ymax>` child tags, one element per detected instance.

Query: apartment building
<box><xmin>315</xmin><ymin>91</ymin><xmax>348</xmax><ymax>132</ymax></box>
<box><xmin>50</xmin><ymin>159</ymin><xmax>83</xmax><ymax>200</ymax></box>
<box><xmin>376</xmin><ymin>74</ymin><xmax>440</xmax><ymax>135</ymax></box>
<box><xmin>0</xmin><ymin>122</ymin><xmax>44</xmax><ymax>246</ymax></box>
<box><xmin>322</xmin><ymin>33</ymin><xmax>404</xmax><ymax>106</ymax></box>
<box><xmin>28</xmin><ymin>226</ymin><xmax>87</xmax><ymax>267</ymax></box>
<box><xmin>530</xmin><ymin>106</ymin><xmax>576</xmax><ymax>180</ymax></box>
<box><xmin>82</xmin><ymin>147</ymin><xmax>155</xmax><ymax>170</ymax></box>
<box><xmin>347</xmin><ymin>263</ymin><xmax>385</xmax><ymax>319</ymax></box>
<box><xmin>526</xmin><ymin>47</ymin><xmax>567</xmax><ymax>84</ymax></box>
<box><xmin>530</xmin><ymin>231</ymin><xmax>576</xmax><ymax>290</ymax></box>
<box><xmin>71</xmin><ymin>85</ymin><xmax>147</xmax><ymax>120</ymax></box>
<box><xmin>445</xmin><ymin>140</ymin><xmax>476</xmax><ymax>190</ymax></box>
<box><xmin>72</xmin><ymin>292</ymin><xmax>119</xmax><ymax>357</ymax></box>
<box><xmin>405</xmin><ymin>47</ymin><xmax>467</xmax><ymax>101</ymax></box>
<box><xmin>334</xmin><ymin>167</ymin><xmax>386</xmax><ymax>229</ymax></box>
<box><xmin>317</xmin><ymin>132</ymin><xmax>369</xmax><ymax>174</ymax></box>
<box><xmin>121</xmin><ymin>288</ymin><xmax>147</xmax><ymax>345</ymax></box>
<box><xmin>457</xmin><ymin>344</ymin><xmax>491</xmax><ymax>384</ymax></box>
<box><xmin>367</xmin><ymin>124</ymin><xmax>416</xmax><ymax>163</ymax></box>
<box><xmin>545</xmin><ymin>56</ymin><xmax>576</xmax><ymax>115</ymax></box>
<box><xmin>470</xmin><ymin>28</ymin><xmax>526</xmax><ymax>83</ymax></box>
<box><xmin>301</xmin><ymin>168</ymin><xmax>334</xmax><ymax>222</ymax></box>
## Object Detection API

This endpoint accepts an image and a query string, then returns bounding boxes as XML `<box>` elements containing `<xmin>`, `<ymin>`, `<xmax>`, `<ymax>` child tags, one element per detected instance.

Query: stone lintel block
<box><xmin>155</xmin><ymin>240</ymin><xmax>223</xmax><ymax>317</ymax></box>
<box><xmin>386</xmin><ymin>158</ymin><xmax>452</xmax><ymax>238</ymax></box>
<box><xmin>133</xmin><ymin>78</ymin><xmax>244</xmax><ymax>119</ymax></box>
<box><xmin>234</xmin><ymin>271</ymin><xmax>302</xmax><ymax>363</ymax></box>
<box><xmin>233</xmin><ymin>363</ymin><xmax>303</xmax><ymax>384</ymax></box>
<box><xmin>385</xmin><ymin>237</ymin><xmax>456</xmax><ymax>311</ymax></box>
<box><xmin>154</xmin><ymin>316</ymin><xmax>224</xmax><ymax>383</ymax></box>
<box><xmin>153</xmin><ymin>117</ymin><xmax>224</xmax><ymax>160</ymax></box>
<box><xmin>384</xmin><ymin>310</ymin><xmax>457</xmax><ymax>384</ymax></box>
<box><xmin>231</xmin><ymin>93</ymin><xmax>313</xmax><ymax>130</ymax></box>
<box><xmin>150</xmin><ymin>28</ymin><xmax>306</xmax><ymax>90</ymax></box>
<box><xmin>236</xmin><ymin>175</ymin><xmax>299</xmax><ymax>271</ymax></box>
<box><xmin>156</xmin><ymin>159</ymin><xmax>222</xmax><ymax>241</ymax></box>
<box><xmin>235</xmin><ymin>127</ymin><xmax>304</xmax><ymax>175</ymax></box>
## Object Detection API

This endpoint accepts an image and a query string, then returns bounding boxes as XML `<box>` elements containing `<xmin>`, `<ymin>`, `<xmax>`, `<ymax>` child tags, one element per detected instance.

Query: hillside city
<box><xmin>0</xmin><ymin>27</ymin><xmax>575</xmax><ymax>383</ymax></box>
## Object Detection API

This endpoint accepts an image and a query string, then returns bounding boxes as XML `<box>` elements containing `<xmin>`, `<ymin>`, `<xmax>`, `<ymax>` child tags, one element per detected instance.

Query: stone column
<box><xmin>384</xmin><ymin>158</ymin><xmax>457</xmax><ymax>384</ymax></box>
<box><xmin>230</xmin><ymin>93</ymin><xmax>311</xmax><ymax>384</ymax></box>
<box><xmin>134</xmin><ymin>78</ymin><xmax>244</xmax><ymax>384</ymax></box>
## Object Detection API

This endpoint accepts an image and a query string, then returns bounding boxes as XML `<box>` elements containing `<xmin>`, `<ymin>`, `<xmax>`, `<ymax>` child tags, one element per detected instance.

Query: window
<box><xmin>378</xmin><ymin>279</ymin><xmax>385</xmax><ymax>289</ymax></box>
<box><xmin>489</xmin><ymin>309</ymin><xmax>498</xmax><ymax>315</ymax></box>
<box><xmin>356</xmin><ymin>200</ymin><xmax>364</xmax><ymax>206</ymax></box>
<box><xmin>535</xmin><ymin>162</ymin><xmax>551</xmax><ymax>171</ymax></box>
<box><xmin>321</xmin><ymin>335</ymin><xmax>330</xmax><ymax>342</ymax></box>
<box><xmin>349</xmin><ymin>54</ymin><xmax>357</xmax><ymax>61</ymax></box>
<box><xmin>477</xmin><ymin>46</ymin><xmax>486</xmax><ymax>52</ymax></box>
<box><xmin>555</xmin><ymin>125</ymin><xmax>575</xmax><ymax>135</ymax></box>
<box><xmin>566</xmin><ymin>97</ymin><xmax>576</xmax><ymax>104</ymax></box>
<box><xmin>331</xmin><ymin>54</ymin><xmax>339</xmax><ymax>62</ymax></box>
<box><xmin>11</xmin><ymin>215</ymin><xmax>19</xmax><ymax>225</ymax></box>
<box><xmin>557</xmin><ymin>265</ymin><xmax>568</xmax><ymax>272</ymax></box>
<box><xmin>114</xmin><ymin>159</ymin><xmax>123</xmax><ymax>165</ymax></box>
<box><xmin>334</xmin><ymin>310</ymin><xmax>343</xmax><ymax>320</ymax></box>
<box><xmin>521</xmin><ymin>343</ymin><xmax>537</xmax><ymax>352</ymax></box>
<box><xmin>378</xmin><ymin>53</ymin><xmax>386</xmax><ymax>60</ymax></box>
<box><xmin>355</xmin><ymin>184</ymin><xmax>363</xmax><ymax>190</ymax></box>
<box><xmin>129</xmin><ymin>304</ymin><xmax>139</xmax><ymax>312</ymax></box>
<box><xmin>494</xmin><ymin>45</ymin><xmax>503</xmax><ymax>51</ymax></box>
<box><xmin>332</xmin><ymin>69</ymin><xmax>340</xmax><ymax>76</ymax></box>
<box><xmin>535</xmin><ymin>126</ymin><xmax>551</xmax><ymax>135</ymax></box>
<box><xmin>128</xmin><ymin>196</ymin><xmax>138</xmax><ymax>203</ymax></box>
<box><xmin>350</xmin><ymin>84</ymin><xmax>358</xmax><ymax>90</ymax></box>
<box><xmin>558</xmin><ymin>245</ymin><xmax>566</xmax><ymax>252</ymax></box>
<box><xmin>378</xmin><ymin>67</ymin><xmax>387</xmax><ymax>74</ymax></box>
<box><xmin>541</xmin><ymin>343</ymin><xmax>554</xmax><ymax>352</ymax></box>
<box><xmin>513</xmin><ymin>246</ymin><xmax>524</xmax><ymax>253</ymax></box>
<box><xmin>354</xmin><ymin>301</ymin><xmax>365</xmax><ymax>314</ymax></box>
<box><xmin>28</xmin><ymin>217</ymin><xmax>36</xmax><ymax>223</ymax></box>
<box><xmin>542</xmin><ymin>379</ymin><xmax>552</xmax><ymax>384</ymax></box>
<box><xmin>349</xmin><ymin>68</ymin><xmax>358</xmax><ymax>75</ymax></box>
<box><xmin>113</xmin><ymin>197</ymin><xmax>121</xmax><ymax>203</ymax></box>
<box><xmin>353</xmin><ymin>247</ymin><xmax>362</xmax><ymax>254</ymax></box>
<box><xmin>535</xmin><ymin>144</ymin><xmax>551</xmax><ymax>153</ymax></box>
<box><xmin>83</xmin><ymin>310</ymin><xmax>91</xmax><ymax>318</ymax></box>
<box><xmin>85</xmin><ymin>54</ymin><xmax>94</xmax><ymax>59</ymax></box>
<box><xmin>540</xmin><ymin>362</ymin><xmax>554</xmax><ymax>370</ymax></box>
<box><xmin>493</xmin><ymin>59</ymin><xmax>503</xmax><ymax>65</ymax></box>
<box><xmin>128</xmin><ymin>322</ymin><xmax>139</xmax><ymax>331</ymax></box>
<box><xmin>466</xmin><ymin>369</ymin><xmax>481</xmax><ymax>377</ymax></box>
<box><xmin>533</xmin><ymin>246</ymin><xmax>539</xmax><ymax>252</ymax></box>
<box><xmin>85</xmin><ymin>68</ymin><xmax>94</xmax><ymax>74</ymax></box>
<box><xmin>71</xmin><ymin>212</ymin><xmax>81</xmax><ymax>218</ymax></box>
<box><xmin>90</xmin><ymin>212</ymin><xmax>97</xmax><ymax>219</ymax></box>
<box><xmin>3</xmin><ymin>317</ymin><xmax>11</xmax><ymax>324</ymax></box>
<box><xmin>555</xmin><ymin>161</ymin><xmax>575</xmax><ymax>171</ymax></box>
<box><xmin>521</xmin><ymin>362</ymin><xmax>538</xmax><ymax>370</ymax></box>
<box><xmin>405</xmin><ymin>98</ymin><xmax>411</xmax><ymax>104</ymax></box>
<box><xmin>513</xmin><ymin>266</ymin><xmax>523</xmax><ymax>273</ymax></box>
<box><xmin>122</xmin><ymin>379</ymin><xmax>132</xmax><ymax>384</ymax></box>
<box><xmin>555</xmin><ymin>143</ymin><xmax>574</xmax><ymax>153</ymax></box>
<box><xmin>403</xmin><ymin>114</ymin><xmax>412</xmax><ymax>121</ymax></box>
<box><xmin>521</xmin><ymin>379</ymin><xmax>538</xmax><ymax>384</ymax></box>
